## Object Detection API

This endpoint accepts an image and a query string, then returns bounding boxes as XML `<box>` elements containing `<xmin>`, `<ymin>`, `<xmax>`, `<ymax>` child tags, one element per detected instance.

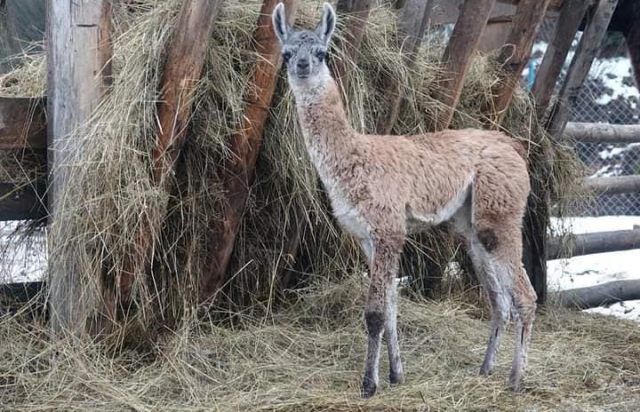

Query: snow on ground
<box><xmin>549</xmin><ymin>216</ymin><xmax>640</xmax><ymax>321</ymax></box>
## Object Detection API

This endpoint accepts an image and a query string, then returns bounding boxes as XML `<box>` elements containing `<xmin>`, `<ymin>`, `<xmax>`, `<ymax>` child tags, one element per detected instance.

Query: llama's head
<box><xmin>272</xmin><ymin>2</ymin><xmax>336</xmax><ymax>84</ymax></box>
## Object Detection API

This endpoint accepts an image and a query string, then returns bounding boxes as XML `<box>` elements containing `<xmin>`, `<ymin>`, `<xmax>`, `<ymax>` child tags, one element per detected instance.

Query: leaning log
<box><xmin>376</xmin><ymin>0</ymin><xmax>434</xmax><ymax>134</ymax></box>
<box><xmin>546</xmin><ymin>0</ymin><xmax>620</xmax><ymax>139</ymax></box>
<box><xmin>532</xmin><ymin>0</ymin><xmax>592</xmax><ymax>119</ymax></box>
<box><xmin>564</xmin><ymin>122</ymin><xmax>640</xmax><ymax>144</ymax></box>
<box><xmin>334</xmin><ymin>0</ymin><xmax>374</xmax><ymax>91</ymax></box>
<box><xmin>0</xmin><ymin>97</ymin><xmax>47</xmax><ymax>149</ymax></box>
<box><xmin>47</xmin><ymin>0</ymin><xmax>113</xmax><ymax>335</ymax></box>
<box><xmin>431</xmin><ymin>0</ymin><xmax>496</xmax><ymax>131</ymax></box>
<box><xmin>200</xmin><ymin>0</ymin><xmax>299</xmax><ymax>303</ymax></box>
<box><xmin>555</xmin><ymin>279</ymin><xmax>640</xmax><ymax>309</ymax></box>
<box><xmin>484</xmin><ymin>0</ymin><xmax>551</xmax><ymax>125</ymax></box>
<box><xmin>548</xmin><ymin>229</ymin><xmax>640</xmax><ymax>259</ymax></box>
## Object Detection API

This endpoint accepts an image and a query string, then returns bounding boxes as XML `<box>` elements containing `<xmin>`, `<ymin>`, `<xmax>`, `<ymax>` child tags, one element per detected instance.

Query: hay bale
<box><xmin>0</xmin><ymin>0</ymin><xmax>582</xmax><ymax>330</ymax></box>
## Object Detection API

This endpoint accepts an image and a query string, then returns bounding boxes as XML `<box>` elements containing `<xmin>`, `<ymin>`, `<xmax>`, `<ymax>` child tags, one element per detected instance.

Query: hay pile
<box><xmin>0</xmin><ymin>0</ymin><xmax>580</xmax><ymax>325</ymax></box>
<box><xmin>1</xmin><ymin>277</ymin><xmax>640</xmax><ymax>411</ymax></box>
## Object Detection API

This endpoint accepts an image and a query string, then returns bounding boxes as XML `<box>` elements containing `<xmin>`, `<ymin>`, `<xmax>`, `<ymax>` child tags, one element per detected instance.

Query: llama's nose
<box><xmin>297</xmin><ymin>59</ymin><xmax>310</xmax><ymax>71</ymax></box>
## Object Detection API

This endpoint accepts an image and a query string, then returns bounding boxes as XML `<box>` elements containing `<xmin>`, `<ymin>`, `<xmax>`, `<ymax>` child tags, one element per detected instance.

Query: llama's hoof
<box><xmin>389</xmin><ymin>370</ymin><xmax>404</xmax><ymax>385</ymax></box>
<box><xmin>509</xmin><ymin>370</ymin><xmax>523</xmax><ymax>392</ymax></box>
<box><xmin>361</xmin><ymin>377</ymin><xmax>377</xmax><ymax>398</ymax></box>
<box><xmin>479</xmin><ymin>363</ymin><xmax>493</xmax><ymax>377</ymax></box>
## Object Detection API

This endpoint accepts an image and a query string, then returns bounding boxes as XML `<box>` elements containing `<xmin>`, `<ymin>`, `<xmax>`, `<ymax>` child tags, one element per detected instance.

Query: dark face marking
<box><xmin>478</xmin><ymin>228</ymin><xmax>499</xmax><ymax>252</ymax></box>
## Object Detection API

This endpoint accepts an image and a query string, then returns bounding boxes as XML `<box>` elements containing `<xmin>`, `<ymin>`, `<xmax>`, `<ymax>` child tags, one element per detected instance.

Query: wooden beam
<box><xmin>376</xmin><ymin>0</ymin><xmax>434</xmax><ymax>134</ymax></box>
<box><xmin>46</xmin><ymin>0</ymin><xmax>113</xmax><ymax>335</ymax></box>
<box><xmin>546</xmin><ymin>0</ymin><xmax>620</xmax><ymax>139</ymax></box>
<box><xmin>499</xmin><ymin>0</ymin><xmax>565</xmax><ymax>8</ymax></box>
<box><xmin>431</xmin><ymin>0</ymin><xmax>496</xmax><ymax>131</ymax></box>
<box><xmin>548</xmin><ymin>228</ymin><xmax>640</xmax><ymax>259</ymax></box>
<box><xmin>554</xmin><ymin>279</ymin><xmax>640</xmax><ymax>309</ymax></box>
<box><xmin>200</xmin><ymin>0</ymin><xmax>299</xmax><ymax>303</ymax></box>
<box><xmin>0</xmin><ymin>180</ymin><xmax>47</xmax><ymax>221</ymax></box>
<box><xmin>583</xmin><ymin>175</ymin><xmax>640</xmax><ymax>196</ymax></box>
<box><xmin>484</xmin><ymin>0</ymin><xmax>552</xmax><ymax>125</ymax></box>
<box><xmin>333</xmin><ymin>0</ymin><xmax>374</xmax><ymax>91</ymax></box>
<box><xmin>0</xmin><ymin>97</ymin><xmax>47</xmax><ymax>149</ymax></box>
<box><xmin>532</xmin><ymin>0</ymin><xmax>592</xmax><ymax>119</ymax></box>
<box><xmin>564</xmin><ymin>122</ymin><xmax>640</xmax><ymax>143</ymax></box>
<box><xmin>426</xmin><ymin>1</ymin><xmax>562</xmax><ymax>28</ymax></box>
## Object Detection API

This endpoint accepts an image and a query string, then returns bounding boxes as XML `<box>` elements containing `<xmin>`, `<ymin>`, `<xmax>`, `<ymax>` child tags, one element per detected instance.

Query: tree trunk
<box><xmin>47</xmin><ymin>0</ymin><xmax>113</xmax><ymax>335</ymax></box>
<box><xmin>431</xmin><ymin>0</ymin><xmax>496</xmax><ymax>131</ymax></box>
<box><xmin>555</xmin><ymin>279</ymin><xmax>640</xmax><ymax>309</ymax></box>
<box><xmin>484</xmin><ymin>0</ymin><xmax>551</xmax><ymax>125</ymax></box>
<box><xmin>200</xmin><ymin>0</ymin><xmax>300</xmax><ymax>303</ymax></box>
<box><xmin>532</xmin><ymin>0</ymin><xmax>592</xmax><ymax>119</ymax></box>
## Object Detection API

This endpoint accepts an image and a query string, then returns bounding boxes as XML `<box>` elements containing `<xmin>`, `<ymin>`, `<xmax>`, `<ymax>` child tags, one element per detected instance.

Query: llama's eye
<box><xmin>282</xmin><ymin>51</ymin><xmax>292</xmax><ymax>63</ymax></box>
<box><xmin>316</xmin><ymin>51</ymin><xmax>326</xmax><ymax>61</ymax></box>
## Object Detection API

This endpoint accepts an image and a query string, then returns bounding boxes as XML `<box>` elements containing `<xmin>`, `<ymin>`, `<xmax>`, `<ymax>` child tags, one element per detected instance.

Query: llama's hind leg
<box><xmin>385</xmin><ymin>279</ymin><xmax>403</xmax><ymax>384</ymax></box>
<box><xmin>362</xmin><ymin>238</ymin><xmax>402</xmax><ymax>398</ymax></box>
<box><xmin>467</xmin><ymin>240</ymin><xmax>510</xmax><ymax>377</ymax></box>
<box><xmin>509</xmin><ymin>264</ymin><xmax>537</xmax><ymax>391</ymax></box>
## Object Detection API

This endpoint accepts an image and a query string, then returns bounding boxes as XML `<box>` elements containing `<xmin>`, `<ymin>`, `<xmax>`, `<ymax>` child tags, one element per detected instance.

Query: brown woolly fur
<box><xmin>0</xmin><ymin>0</ymin><xmax>585</xmax><ymax>365</ymax></box>
<box><xmin>2</xmin><ymin>277</ymin><xmax>640</xmax><ymax>411</ymax></box>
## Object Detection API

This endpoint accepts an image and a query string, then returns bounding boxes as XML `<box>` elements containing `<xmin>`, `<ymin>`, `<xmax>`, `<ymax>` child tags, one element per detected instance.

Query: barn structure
<box><xmin>0</xmin><ymin>0</ymin><xmax>639</xmax><ymax>335</ymax></box>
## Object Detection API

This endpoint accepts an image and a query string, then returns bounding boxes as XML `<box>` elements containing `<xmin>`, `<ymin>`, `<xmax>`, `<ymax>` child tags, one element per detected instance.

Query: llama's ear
<box><xmin>315</xmin><ymin>3</ymin><xmax>336</xmax><ymax>46</ymax></box>
<box><xmin>272</xmin><ymin>3</ymin><xmax>290</xmax><ymax>44</ymax></box>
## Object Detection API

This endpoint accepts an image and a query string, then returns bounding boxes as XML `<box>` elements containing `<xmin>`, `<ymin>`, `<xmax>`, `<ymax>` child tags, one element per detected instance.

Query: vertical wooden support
<box><xmin>200</xmin><ymin>0</ymin><xmax>300</xmax><ymax>302</ymax></box>
<box><xmin>431</xmin><ymin>0</ymin><xmax>496</xmax><ymax>131</ymax></box>
<box><xmin>532</xmin><ymin>0</ymin><xmax>591</xmax><ymax>119</ymax></box>
<box><xmin>333</xmin><ymin>0</ymin><xmax>374</xmax><ymax>91</ymax></box>
<box><xmin>376</xmin><ymin>0</ymin><xmax>434</xmax><ymax>134</ymax></box>
<box><xmin>484</xmin><ymin>0</ymin><xmax>552</xmax><ymax>125</ymax></box>
<box><xmin>120</xmin><ymin>0</ymin><xmax>223</xmax><ymax>309</ymax></box>
<box><xmin>546</xmin><ymin>0</ymin><xmax>619</xmax><ymax>139</ymax></box>
<box><xmin>47</xmin><ymin>0</ymin><xmax>112</xmax><ymax>334</ymax></box>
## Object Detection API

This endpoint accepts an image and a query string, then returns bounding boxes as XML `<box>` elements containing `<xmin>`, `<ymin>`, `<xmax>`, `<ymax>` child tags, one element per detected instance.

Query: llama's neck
<box><xmin>288</xmin><ymin>66</ymin><xmax>355</xmax><ymax>153</ymax></box>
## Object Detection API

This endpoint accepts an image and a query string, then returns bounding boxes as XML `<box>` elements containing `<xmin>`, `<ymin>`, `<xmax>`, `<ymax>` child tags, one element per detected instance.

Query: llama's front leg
<box><xmin>385</xmin><ymin>280</ymin><xmax>404</xmax><ymax>384</ymax></box>
<box><xmin>362</xmin><ymin>240</ymin><xmax>401</xmax><ymax>398</ymax></box>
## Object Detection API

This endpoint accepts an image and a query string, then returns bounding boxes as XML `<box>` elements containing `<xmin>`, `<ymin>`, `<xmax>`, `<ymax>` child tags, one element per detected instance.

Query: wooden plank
<box><xmin>333</xmin><ymin>0</ymin><xmax>374</xmax><ymax>91</ymax></box>
<box><xmin>431</xmin><ymin>0</ymin><xmax>496</xmax><ymax>131</ymax></box>
<box><xmin>554</xmin><ymin>279</ymin><xmax>640</xmax><ymax>309</ymax></box>
<box><xmin>46</xmin><ymin>0</ymin><xmax>113</xmax><ymax>335</ymax></box>
<box><xmin>118</xmin><ymin>0</ymin><xmax>222</xmax><ymax>309</ymax></box>
<box><xmin>484</xmin><ymin>0</ymin><xmax>552</xmax><ymax>124</ymax></box>
<box><xmin>478</xmin><ymin>21</ymin><xmax>512</xmax><ymax>53</ymax></box>
<box><xmin>427</xmin><ymin>1</ymin><xmax>561</xmax><ymax>27</ymax></box>
<box><xmin>0</xmin><ymin>180</ymin><xmax>47</xmax><ymax>221</ymax></box>
<box><xmin>500</xmin><ymin>0</ymin><xmax>565</xmax><ymax>8</ymax></box>
<box><xmin>546</xmin><ymin>0</ymin><xmax>620</xmax><ymax>139</ymax></box>
<box><xmin>532</xmin><ymin>0</ymin><xmax>592</xmax><ymax>119</ymax></box>
<box><xmin>376</xmin><ymin>0</ymin><xmax>434</xmax><ymax>134</ymax></box>
<box><xmin>564</xmin><ymin>122</ymin><xmax>640</xmax><ymax>143</ymax></box>
<box><xmin>0</xmin><ymin>97</ymin><xmax>47</xmax><ymax>149</ymax></box>
<box><xmin>548</xmin><ymin>229</ymin><xmax>640</xmax><ymax>259</ymax></box>
<box><xmin>200</xmin><ymin>0</ymin><xmax>299</xmax><ymax>303</ymax></box>
<box><xmin>583</xmin><ymin>175</ymin><xmax>640</xmax><ymax>196</ymax></box>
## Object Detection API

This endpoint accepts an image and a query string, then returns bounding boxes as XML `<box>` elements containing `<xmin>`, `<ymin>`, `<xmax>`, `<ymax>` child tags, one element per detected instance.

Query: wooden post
<box><xmin>376</xmin><ymin>0</ymin><xmax>434</xmax><ymax>134</ymax></box>
<box><xmin>583</xmin><ymin>176</ymin><xmax>640</xmax><ymax>196</ymax></box>
<box><xmin>555</xmin><ymin>279</ymin><xmax>640</xmax><ymax>309</ymax></box>
<box><xmin>119</xmin><ymin>0</ymin><xmax>223</xmax><ymax>309</ymax></box>
<box><xmin>484</xmin><ymin>0</ymin><xmax>551</xmax><ymax>125</ymax></box>
<box><xmin>431</xmin><ymin>0</ymin><xmax>496</xmax><ymax>131</ymax></box>
<box><xmin>532</xmin><ymin>0</ymin><xmax>592</xmax><ymax>119</ymax></box>
<box><xmin>47</xmin><ymin>0</ymin><xmax>112</xmax><ymax>334</ymax></box>
<box><xmin>333</xmin><ymin>0</ymin><xmax>374</xmax><ymax>91</ymax></box>
<box><xmin>200</xmin><ymin>0</ymin><xmax>300</xmax><ymax>302</ymax></box>
<box><xmin>546</xmin><ymin>0</ymin><xmax>619</xmax><ymax>139</ymax></box>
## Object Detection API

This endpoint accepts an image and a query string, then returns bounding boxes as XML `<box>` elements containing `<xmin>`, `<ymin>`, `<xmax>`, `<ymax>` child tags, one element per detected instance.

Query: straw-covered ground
<box><xmin>2</xmin><ymin>277</ymin><xmax>640</xmax><ymax>411</ymax></box>
<box><xmin>0</xmin><ymin>0</ymin><xmax>626</xmax><ymax>410</ymax></box>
